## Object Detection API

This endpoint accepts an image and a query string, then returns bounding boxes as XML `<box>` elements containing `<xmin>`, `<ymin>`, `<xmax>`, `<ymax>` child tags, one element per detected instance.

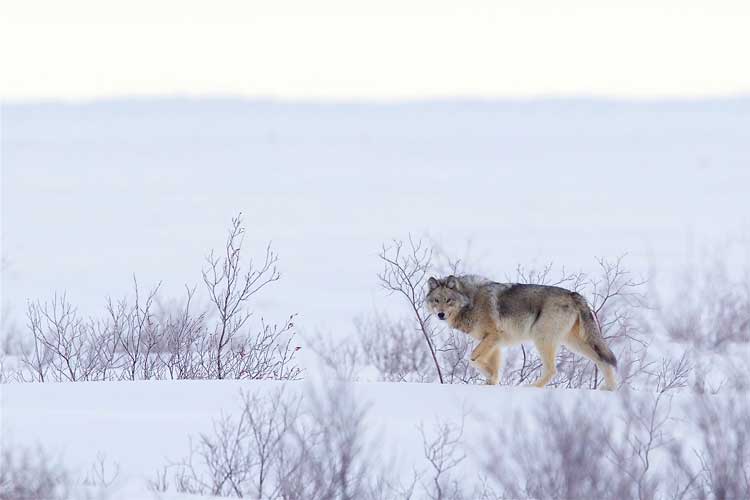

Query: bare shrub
<box><xmin>281</xmin><ymin>383</ymin><xmax>377</xmax><ymax>500</ymax></box>
<box><xmin>481</xmin><ymin>393</ymin><xmax>701</xmax><ymax>500</ymax></box>
<box><xmin>436</xmin><ymin>326</ymin><xmax>484</xmax><ymax>385</ymax></box>
<box><xmin>0</xmin><ymin>447</ymin><xmax>70</xmax><ymax>500</ymax></box>
<box><xmin>650</xmin><ymin>350</ymin><xmax>692</xmax><ymax>394</ymax></box>
<box><xmin>155</xmin><ymin>388</ymin><xmax>302</xmax><ymax>497</ymax></box>
<box><xmin>14</xmin><ymin>214</ymin><xmax>301</xmax><ymax>383</ymax></box>
<box><xmin>153</xmin><ymin>286</ymin><xmax>208</xmax><ymax>380</ymax></box>
<box><xmin>202</xmin><ymin>215</ymin><xmax>285</xmax><ymax>379</ymax></box>
<box><xmin>309</xmin><ymin>236</ymin><xmax>466</xmax><ymax>383</ymax></box>
<box><xmin>82</xmin><ymin>452</ymin><xmax>120</xmax><ymax>489</ymax></box>
<box><xmin>20</xmin><ymin>280</ymin><xmax>171</xmax><ymax>382</ymax></box>
<box><xmin>691</xmin><ymin>396</ymin><xmax>750</xmax><ymax>499</ymax></box>
<box><xmin>356</xmin><ymin>314</ymin><xmax>434</xmax><ymax>383</ymax></box>
<box><xmin>607</xmin><ymin>392</ymin><xmax>697</xmax><ymax>500</ymax></box>
<box><xmin>655</xmin><ymin>254</ymin><xmax>750</xmax><ymax>394</ymax></box>
<box><xmin>304</xmin><ymin>329</ymin><xmax>362</xmax><ymax>381</ymax></box>
<box><xmin>1</xmin><ymin>258</ymin><xmax>22</xmax><ymax>357</ymax></box>
<box><xmin>23</xmin><ymin>293</ymin><xmax>99</xmax><ymax>382</ymax></box>
<box><xmin>309</xmin><ymin>309</ymin><xmax>479</xmax><ymax>384</ymax></box>
<box><xmin>417</xmin><ymin>416</ymin><xmax>488</xmax><ymax>500</ymax></box>
<box><xmin>116</xmin><ymin>278</ymin><xmax>162</xmax><ymax>380</ymax></box>
<box><xmin>481</xmin><ymin>400</ymin><xmax>613</xmax><ymax>499</ymax></box>
<box><xmin>155</xmin><ymin>384</ymin><xmax>392</xmax><ymax>500</ymax></box>
<box><xmin>661</xmin><ymin>260</ymin><xmax>750</xmax><ymax>350</ymax></box>
<box><xmin>375</xmin><ymin>238</ymin><xmax>491</xmax><ymax>385</ymax></box>
<box><xmin>378</xmin><ymin>237</ymin><xmax>444</xmax><ymax>383</ymax></box>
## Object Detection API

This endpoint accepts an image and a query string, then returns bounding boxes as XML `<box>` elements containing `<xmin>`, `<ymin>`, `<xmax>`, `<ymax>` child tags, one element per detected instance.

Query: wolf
<box><xmin>426</xmin><ymin>275</ymin><xmax>617</xmax><ymax>390</ymax></box>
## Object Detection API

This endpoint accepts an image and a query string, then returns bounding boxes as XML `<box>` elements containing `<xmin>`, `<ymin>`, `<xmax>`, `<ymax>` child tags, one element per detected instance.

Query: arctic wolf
<box><xmin>426</xmin><ymin>275</ymin><xmax>617</xmax><ymax>390</ymax></box>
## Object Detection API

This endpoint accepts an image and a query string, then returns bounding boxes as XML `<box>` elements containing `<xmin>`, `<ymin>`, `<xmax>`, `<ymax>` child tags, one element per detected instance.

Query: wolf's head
<box><xmin>426</xmin><ymin>275</ymin><xmax>469</xmax><ymax>322</ymax></box>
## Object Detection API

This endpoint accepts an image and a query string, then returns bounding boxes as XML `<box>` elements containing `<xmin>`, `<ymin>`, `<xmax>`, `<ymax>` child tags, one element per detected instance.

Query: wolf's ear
<box><xmin>446</xmin><ymin>275</ymin><xmax>458</xmax><ymax>289</ymax></box>
<box><xmin>427</xmin><ymin>277</ymin><xmax>439</xmax><ymax>291</ymax></box>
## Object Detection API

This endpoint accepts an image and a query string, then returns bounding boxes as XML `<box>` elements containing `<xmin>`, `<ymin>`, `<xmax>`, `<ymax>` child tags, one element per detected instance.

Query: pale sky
<box><xmin>1</xmin><ymin>0</ymin><xmax>749</xmax><ymax>101</ymax></box>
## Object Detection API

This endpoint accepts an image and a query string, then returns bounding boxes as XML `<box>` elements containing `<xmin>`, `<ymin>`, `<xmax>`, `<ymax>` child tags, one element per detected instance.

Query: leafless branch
<box><xmin>378</xmin><ymin>237</ymin><xmax>443</xmax><ymax>383</ymax></box>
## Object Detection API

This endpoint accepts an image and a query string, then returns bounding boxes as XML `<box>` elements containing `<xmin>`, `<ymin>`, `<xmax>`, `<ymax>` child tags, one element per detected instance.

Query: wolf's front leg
<box><xmin>470</xmin><ymin>333</ymin><xmax>502</xmax><ymax>385</ymax></box>
<box><xmin>474</xmin><ymin>345</ymin><xmax>502</xmax><ymax>385</ymax></box>
<box><xmin>470</xmin><ymin>331</ymin><xmax>501</xmax><ymax>362</ymax></box>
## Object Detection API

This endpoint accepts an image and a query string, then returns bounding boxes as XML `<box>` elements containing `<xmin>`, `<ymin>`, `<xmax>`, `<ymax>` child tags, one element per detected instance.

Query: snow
<box><xmin>2</xmin><ymin>98</ymin><xmax>749</xmax><ymax>498</ymax></box>
<box><xmin>3</xmin><ymin>99</ymin><xmax>750</xmax><ymax>338</ymax></box>
<box><xmin>1</xmin><ymin>379</ymin><xmax>653</xmax><ymax>498</ymax></box>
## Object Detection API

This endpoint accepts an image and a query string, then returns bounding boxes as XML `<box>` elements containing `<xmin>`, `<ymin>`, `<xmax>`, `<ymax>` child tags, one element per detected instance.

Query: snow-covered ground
<box><xmin>1</xmin><ymin>378</ymin><xmax>709</xmax><ymax>499</ymax></box>
<box><xmin>2</xmin><ymin>98</ymin><xmax>749</xmax><ymax>498</ymax></box>
<box><xmin>3</xmin><ymin>99</ymin><xmax>750</xmax><ymax>337</ymax></box>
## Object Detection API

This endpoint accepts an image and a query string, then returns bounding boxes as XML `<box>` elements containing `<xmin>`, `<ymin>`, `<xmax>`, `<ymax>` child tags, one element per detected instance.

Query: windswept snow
<box><xmin>1</xmin><ymin>379</ymin><xmax>696</xmax><ymax>499</ymax></box>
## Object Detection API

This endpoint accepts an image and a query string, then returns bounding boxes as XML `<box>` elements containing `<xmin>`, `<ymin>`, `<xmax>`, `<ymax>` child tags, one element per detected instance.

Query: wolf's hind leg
<box><xmin>530</xmin><ymin>339</ymin><xmax>558</xmax><ymax>388</ymax></box>
<box><xmin>598</xmin><ymin>364</ymin><xmax>617</xmax><ymax>391</ymax></box>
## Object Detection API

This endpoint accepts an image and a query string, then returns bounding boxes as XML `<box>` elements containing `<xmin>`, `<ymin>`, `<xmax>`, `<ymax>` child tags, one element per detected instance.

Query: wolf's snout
<box><xmin>437</xmin><ymin>312</ymin><xmax>445</xmax><ymax>320</ymax></box>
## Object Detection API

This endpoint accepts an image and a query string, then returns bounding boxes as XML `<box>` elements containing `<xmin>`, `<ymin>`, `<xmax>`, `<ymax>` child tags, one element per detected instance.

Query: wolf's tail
<box><xmin>570</xmin><ymin>292</ymin><xmax>617</xmax><ymax>367</ymax></box>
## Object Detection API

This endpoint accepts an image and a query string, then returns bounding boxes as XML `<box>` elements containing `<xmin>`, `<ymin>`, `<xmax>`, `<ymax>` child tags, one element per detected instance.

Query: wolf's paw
<box><xmin>486</xmin><ymin>375</ymin><xmax>499</xmax><ymax>386</ymax></box>
<box><xmin>469</xmin><ymin>359</ymin><xmax>489</xmax><ymax>377</ymax></box>
<box><xmin>524</xmin><ymin>381</ymin><xmax>548</xmax><ymax>388</ymax></box>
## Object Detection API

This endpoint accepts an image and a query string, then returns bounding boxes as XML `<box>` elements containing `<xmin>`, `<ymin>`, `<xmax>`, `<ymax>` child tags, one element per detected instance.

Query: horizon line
<box><xmin>4</xmin><ymin>92</ymin><xmax>750</xmax><ymax>107</ymax></box>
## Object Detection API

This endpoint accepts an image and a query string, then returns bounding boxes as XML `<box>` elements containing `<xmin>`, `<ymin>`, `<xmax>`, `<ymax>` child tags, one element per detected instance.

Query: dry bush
<box><xmin>691</xmin><ymin>396</ymin><xmax>750</xmax><ymax>499</ymax></box>
<box><xmin>155</xmin><ymin>386</ymin><xmax>750</xmax><ymax>500</ymax></box>
<box><xmin>23</xmin><ymin>292</ymin><xmax>110</xmax><ymax>382</ymax></box>
<box><xmin>481</xmin><ymin>400</ymin><xmax>613</xmax><ymax>499</ymax></box>
<box><xmin>479</xmin><ymin>390</ymin><xmax>750</xmax><ymax>500</ymax></box>
<box><xmin>378</xmin><ymin>237</ymin><xmax>445</xmax><ymax>383</ymax></box>
<box><xmin>1</xmin><ymin>258</ymin><xmax>22</xmax><ymax>356</ymax></box>
<box><xmin>355</xmin><ymin>314</ymin><xmax>435</xmax><ymax>383</ymax></box>
<box><xmin>304</xmin><ymin>329</ymin><xmax>362</xmax><ymax>381</ymax></box>
<box><xmin>0</xmin><ymin>447</ymin><xmax>70</xmax><ymax>500</ymax></box>
<box><xmin>374</xmin><ymin>238</ymin><xmax>492</xmax><ymax>385</ymax></box>
<box><xmin>156</xmin><ymin>384</ymin><xmax>507</xmax><ymax>500</ymax></box>
<box><xmin>13</xmin><ymin>214</ymin><xmax>301</xmax><ymax>383</ymax></box>
<box><xmin>606</xmin><ymin>392</ymin><xmax>700</xmax><ymax>500</ymax></box>
<box><xmin>416</xmin><ymin>416</ymin><xmax>496</xmax><ymax>500</ymax></box>
<box><xmin>654</xmin><ymin>254</ymin><xmax>750</xmax><ymax>394</ymax></box>
<box><xmin>660</xmin><ymin>260</ymin><xmax>750</xmax><ymax>350</ymax></box>
<box><xmin>153</xmin><ymin>388</ymin><xmax>302</xmax><ymax>497</ymax></box>
<box><xmin>435</xmin><ymin>326</ymin><xmax>484</xmax><ymax>385</ymax></box>
<box><xmin>1</xmin><ymin>447</ymin><xmax>119</xmax><ymax>500</ymax></box>
<box><xmin>649</xmin><ymin>350</ymin><xmax>692</xmax><ymax>394</ymax></box>
<box><xmin>154</xmin><ymin>384</ymin><xmax>395</xmax><ymax>500</ymax></box>
<box><xmin>280</xmin><ymin>383</ymin><xmax>383</xmax><ymax>500</ymax></box>
<box><xmin>202</xmin><ymin>216</ymin><xmax>283</xmax><ymax>379</ymax></box>
<box><xmin>308</xmin><ymin>312</ymin><xmax>481</xmax><ymax>384</ymax></box>
<box><xmin>480</xmin><ymin>393</ymin><xmax>706</xmax><ymax>500</ymax></box>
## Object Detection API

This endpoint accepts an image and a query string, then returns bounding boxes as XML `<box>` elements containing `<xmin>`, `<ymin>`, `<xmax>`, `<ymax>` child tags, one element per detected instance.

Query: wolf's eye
<box><xmin>446</xmin><ymin>298</ymin><xmax>454</xmax><ymax>304</ymax></box>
